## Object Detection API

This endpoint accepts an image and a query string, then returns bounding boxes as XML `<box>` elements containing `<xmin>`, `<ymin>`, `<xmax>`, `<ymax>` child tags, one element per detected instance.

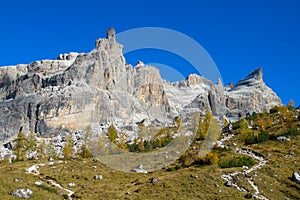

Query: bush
<box><xmin>219</xmin><ymin>156</ymin><xmax>255</xmax><ymax>168</ymax></box>
<box><xmin>270</xmin><ymin>106</ymin><xmax>280</xmax><ymax>114</ymax></box>
<box><xmin>167</xmin><ymin>166</ymin><xmax>180</xmax><ymax>172</ymax></box>
<box><xmin>245</xmin><ymin>131</ymin><xmax>269</xmax><ymax>145</ymax></box>
<box><xmin>203</xmin><ymin>152</ymin><xmax>219</xmax><ymax>165</ymax></box>
<box><xmin>283</xmin><ymin>128</ymin><xmax>299</xmax><ymax>137</ymax></box>
<box><xmin>36</xmin><ymin>185</ymin><xmax>58</xmax><ymax>194</ymax></box>
<box><xmin>246</xmin><ymin>113</ymin><xmax>258</xmax><ymax>121</ymax></box>
<box><xmin>232</xmin><ymin>119</ymin><xmax>248</xmax><ymax>130</ymax></box>
<box><xmin>197</xmin><ymin>152</ymin><xmax>219</xmax><ymax>166</ymax></box>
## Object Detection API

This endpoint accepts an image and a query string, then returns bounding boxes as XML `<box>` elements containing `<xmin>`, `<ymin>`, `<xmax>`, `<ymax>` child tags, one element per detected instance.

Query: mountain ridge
<box><xmin>0</xmin><ymin>29</ymin><xmax>281</xmax><ymax>142</ymax></box>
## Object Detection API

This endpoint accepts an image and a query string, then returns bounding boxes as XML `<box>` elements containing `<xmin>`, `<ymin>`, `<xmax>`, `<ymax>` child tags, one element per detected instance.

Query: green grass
<box><xmin>0</xmin><ymin>107</ymin><xmax>299</xmax><ymax>199</ymax></box>
<box><xmin>219</xmin><ymin>156</ymin><xmax>255</xmax><ymax>168</ymax></box>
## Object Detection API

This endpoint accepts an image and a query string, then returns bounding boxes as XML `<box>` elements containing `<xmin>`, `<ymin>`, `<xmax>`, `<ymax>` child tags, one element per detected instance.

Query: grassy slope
<box><xmin>0</xmin><ymin>107</ymin><xmax>299</xmax><ymax>199</ymax></box>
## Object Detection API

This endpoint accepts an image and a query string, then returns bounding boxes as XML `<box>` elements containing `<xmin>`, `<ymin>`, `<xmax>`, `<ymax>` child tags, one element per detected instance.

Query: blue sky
<box><xmin>0</xmin><ymin>0</ymin><xmax>299</xmax><ymax>106</ymax></box>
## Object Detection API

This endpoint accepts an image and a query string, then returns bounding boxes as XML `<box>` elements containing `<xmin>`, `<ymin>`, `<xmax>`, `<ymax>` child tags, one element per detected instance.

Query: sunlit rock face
<box><xmin>0</xmin><ymin>29</ymin><xmax>281</xmax><ymax>141</ymax></box>
<box><xmin>224</xmin><ymin>68</ymin><xmax>281</xmax><ymax>120</ymax></box>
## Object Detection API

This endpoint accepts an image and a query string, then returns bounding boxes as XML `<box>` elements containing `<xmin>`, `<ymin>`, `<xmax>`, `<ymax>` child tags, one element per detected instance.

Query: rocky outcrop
<box><xmin>0</xmin><ymin>28</ymin><xmax>281</xmax><ymax>142</ymax></box>
<box><xmin>12</xmin><ymin>189</ymin><xmax>33</xmax><ymax>199</ymax></box>
<box><xmin>292</xmin><ymin>172</ymin><xmax>300</xmax><ymax>184</ymax></box>
<box><xmin>224</xmin><ymin>68</ymin><xmax>281</xmax><ymax>121</ymax></box>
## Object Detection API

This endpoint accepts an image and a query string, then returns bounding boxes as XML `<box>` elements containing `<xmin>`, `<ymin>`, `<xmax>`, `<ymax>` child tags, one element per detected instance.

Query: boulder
<box><xmin>12</xmin><ymin>189</ymin><xmax>33</xmax><ymax>199</ymax></box>
<box><xmin>131</xmin><ymin>164</ymin><xmax>148</xmax><ymax>174</ymax></box>
<box><xmin>292</xmin><ymin>172</ymin><xmax>300</xmax><ymax>184</ymax></box>
<box><xmin>34</xmin><ymin>181</ymin><xmax>42</xmax><ymax>186</ymax></box>
<box><xmin>225</xmin><ymin>181</ymin><xmax>233</xmax><ymax>187</ymax></box>
<box><xmin>94</xmin><ymin>175</ymin><xmax>103</xmax><ymax>180</ymax></box>
<box><xmin>68</xmin><ymin>183</ymin><xmax>76</xmax><ymax>187</ymax></box>
<box><xmin>277</xmin><ymin>136</ymin><xmax>289</xmax><ymax>142</ymax></box>
<box><xmin>150</xmin><ymin>178</ymin><xmax>158</xmax><ymax>184</ymax></box>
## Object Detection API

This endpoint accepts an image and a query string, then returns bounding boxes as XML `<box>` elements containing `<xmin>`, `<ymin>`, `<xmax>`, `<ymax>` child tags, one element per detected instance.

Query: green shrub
<box><xmin>246</xmin><ymin>113</ymin><xmax>258</xmax><ymax>121</ymax></box>
<box><xmin>283</xmin><ymin>128</ymin><xmax>299</xmax><ymax>137</ymax></box>
<box><xmin>245</xmin><ymin>131</ymin><xmax>269</xmax><ymax>145</ymax></box>
<box><xmin>167</xmin><ymin>166</ymin><xmax>180</xmax><ymax>172</ymax></box>
<box><xmin>219</xmin><ymin>156</ymin><xmax>255</xmax><ymax>168</ymax></box>
<box><xmin>37</xmin><ymin>185</ymin><xmax>58</xmax><ymax>193</ymax></box>
<box><xmin>232</xmin><ymin>119</ymin><xmax>248</xmax><ymax>130</ymax></box>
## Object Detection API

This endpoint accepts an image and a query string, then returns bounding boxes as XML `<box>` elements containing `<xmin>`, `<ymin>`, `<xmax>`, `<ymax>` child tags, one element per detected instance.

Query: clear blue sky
<box><xmin>0</xmin><ymin>0</ymin><xmax>299</xmax><ymax>106</ymax></box>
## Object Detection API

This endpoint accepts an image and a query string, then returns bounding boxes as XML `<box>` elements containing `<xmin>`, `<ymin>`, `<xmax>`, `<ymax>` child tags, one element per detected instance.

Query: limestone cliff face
<box><xmin>0</xmin><ymin>30</ymin><xmax>281</xmax><ymax>142</ymax></box>
<box><xmin>224</xmin><ymin>68</ymin><xmax>281</xmax><ymax>120</ymax></box>
<box><xmin>0</xmin><ymin>33</ymin><xmax>169</xmax><ymax>141</ymax></box>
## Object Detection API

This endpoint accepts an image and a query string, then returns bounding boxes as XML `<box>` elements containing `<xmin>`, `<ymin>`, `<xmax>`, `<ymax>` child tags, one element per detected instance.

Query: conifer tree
<box><xmin>197</xmin><ymin>111</ymin><xmax>212</xmax><ymax>140</ymax></box>
<box><xmin>13</xmin><ymin>132</ymin><xmax>27</xmax><ymax>161</ymax></box>
<box><xmin>63</xmin><ymin>134</ymin><xmax>74</xmax><ymax>160</ymax></box>
<box><xmin>26</xmin><ymin>130</ymin><xmax>37</xmax><ymax>157</ymax></box>
<box><xmin>107</xmin><ymin>124</ymin><xmax>118</xmax><ymax>143</ymax></box>
<box><xmin>77</xmin><ymin>144</ymin><xmax>93</xmax><ymax>159</ymax></box>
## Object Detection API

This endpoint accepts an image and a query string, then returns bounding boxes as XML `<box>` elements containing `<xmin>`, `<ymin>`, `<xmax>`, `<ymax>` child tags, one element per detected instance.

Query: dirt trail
<box><xmin>26</xmin><ymin>161</ymin><xmax>74</xmax><ymax>199</ymax></box>
<box><xmin>218</xmin><ymin>134</ymin><xmax>269</xmax><ymax>200</ymax></box>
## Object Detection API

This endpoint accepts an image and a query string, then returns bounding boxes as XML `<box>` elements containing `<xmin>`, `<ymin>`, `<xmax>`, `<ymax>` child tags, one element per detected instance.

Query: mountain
<box><xmin>0</xmin><ymin>28</ymin><xmax>281</xmax><ymax>142</ymax></box>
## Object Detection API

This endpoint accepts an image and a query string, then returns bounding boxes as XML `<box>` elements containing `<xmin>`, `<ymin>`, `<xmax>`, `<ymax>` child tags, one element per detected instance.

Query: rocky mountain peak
<box><xmin>0</xmin><ymin>28</ymin><xmax>282</xmax><ymax>142</ymax></box>
<box><xmin>232</xmin><ymin>68</ymin><xmax>264</xmax><ymax>90</ymax></box>
<box><xmin>249</xmin><ymin>67</ymin><xmax>263</xmax><ymax>81</ymax></box>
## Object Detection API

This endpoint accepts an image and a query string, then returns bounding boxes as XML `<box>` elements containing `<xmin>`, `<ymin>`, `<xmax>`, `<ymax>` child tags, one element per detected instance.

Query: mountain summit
<box><xmin>0</xmin><ymin>29</ymin><xmax>281</xmax><ymax>141</ymax></box>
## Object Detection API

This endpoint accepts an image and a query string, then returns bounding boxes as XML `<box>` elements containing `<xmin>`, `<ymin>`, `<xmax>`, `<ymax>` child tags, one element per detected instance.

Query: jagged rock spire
<box><xmin>106</xmin><ymin>27</ymin><xmax>116</xmax><ymax>41</ymax></box>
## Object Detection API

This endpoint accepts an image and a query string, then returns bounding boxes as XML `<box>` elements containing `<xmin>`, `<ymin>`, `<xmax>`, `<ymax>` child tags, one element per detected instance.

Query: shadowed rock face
<box><xmin>0</xmin><ymin>29</ymin><xmax>281</xmax><ymax>141</ymax></box>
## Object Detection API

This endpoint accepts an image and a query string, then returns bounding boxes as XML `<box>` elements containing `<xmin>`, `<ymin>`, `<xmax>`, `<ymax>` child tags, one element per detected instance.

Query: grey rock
<box><xmin>130</xmin><ymin>168</ymin><xmax>148</xmax><ymax>174</ymax></box>
<box><xmin>12</xmin><ymin>189</ymin><xmax>33</xmax><ymax>199</ymax></box>
<box><xmin>277</xmin><ymin>136</ymin><xmax>289</xmax><ymax>142</ymax></box>
<box><xmin>225</xmin><ymin>181</ymin><xmax>233</xmax><ymax>187</ymax></box>
<box><xmin>14</xmin><ymin>178</ymin><xmax>22</xmax><ymax>182</ymax></box>
<box><xmin>94</xmin><ymin>175</ymin><xmax>103</xmax><ymax>180</ymax></box>
<box><xmin>106</xmin><ymin>27</ymin><xmax>116</xmax><ymax>40</ymax></box>
<box><xmin>190</xmin><ymin>174</ymin><xmax>198</xmax><ymax>179</ymax></box>
<box><xmin>224</xmin><ymin>68</ymin><xmax>281</xmax><ymax>121</ymax></box>
<box><xmin>68</xmin><ymin>183</ymin><xmax>76</xmax><ymax>187</ymax></box>
<box><xmin>150</xmin><ymin>178</ymin><xmax>158</xmax><ymax>184</ymax></box>
<box><xmin>34</xmin><ymin>181</ymin><xmax>42</xmax><ymax>186</ymax></box>
<box><xmin>0</xmin><ymin>29</ymin><xmax>281</xmax><ymax>143</ymax></box>
<box><xmin>292</xmin><ymin>172</ymin><xmax>300</xmax><ymax>184</ymax></box>
<box><xmin>131</xmin><ymin>164</ymin><xmax>148</xmax><ymax>174</ymax></box>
